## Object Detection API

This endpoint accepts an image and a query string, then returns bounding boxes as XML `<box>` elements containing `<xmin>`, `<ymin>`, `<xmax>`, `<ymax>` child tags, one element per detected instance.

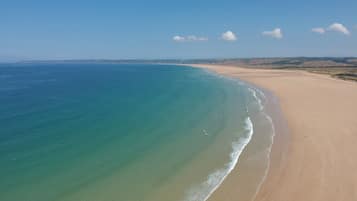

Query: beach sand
<box><xmin>191</xmin><ymin>64</ymin><xmax>357</xmax><ymax>201</ymax></box>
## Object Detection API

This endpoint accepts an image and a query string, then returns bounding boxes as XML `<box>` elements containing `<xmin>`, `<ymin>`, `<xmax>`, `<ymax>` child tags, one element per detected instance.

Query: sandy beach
<box><xmin>191</xmin><ymin>64</ymin><xmax>357</xmax><ymax>201</ymax></box>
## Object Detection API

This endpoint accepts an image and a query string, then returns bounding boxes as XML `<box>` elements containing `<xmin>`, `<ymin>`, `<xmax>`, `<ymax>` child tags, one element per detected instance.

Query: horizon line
<box><xmin>1</xmin><ymin>56</ymin><xmax>357</xmax><ymax>64</ymax></box>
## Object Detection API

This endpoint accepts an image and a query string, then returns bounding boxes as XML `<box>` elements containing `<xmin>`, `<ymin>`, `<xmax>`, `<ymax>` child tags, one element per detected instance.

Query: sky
<box><xmin>0</xmin><ymin>0</ymin><xmax>357</xmax><ymax>60</ymax></box>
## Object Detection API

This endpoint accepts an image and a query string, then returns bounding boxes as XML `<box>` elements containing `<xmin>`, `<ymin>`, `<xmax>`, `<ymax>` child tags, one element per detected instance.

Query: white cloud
<box><xmin>262</xmin><ymin>28</ymin><xmax>283</xmax><ymax>39</ymax></box>
<box><xmin>173</xmin><ymin>35</ymin><xmax>186</xmax><ymax>42</ymax></box>
<box><xmin>173</xmin><ymin>35</ymin><xmax>208</xmax><ymax>42</ymax></box>
<box><xmin>221</xmin><ymin>31</ymin><xmax>237</xmax><ymax>41</ymax></box>
<box><xmin>312</xmin><ymin>27</ymin><xmax>325</xmax><ymax>34</ymax></box>
<box><xmin>327</xmin><ymin>23</ymin><xmax>350</xmax><ymax>35</ymax></box>
<box><xmin>187</xmin><ymin>35</ymin><xmax>208</xmax><ymax>41</ymax></box>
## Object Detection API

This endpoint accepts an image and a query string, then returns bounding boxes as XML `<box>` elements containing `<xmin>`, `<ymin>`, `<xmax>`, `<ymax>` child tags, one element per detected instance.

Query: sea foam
<box><xmin>247</xmin><ymin>87</ymin><xmax>276</xmax><ymax>201</ymax></box>
<box><xmin>184</xmin><ymin>85</ymin><xmax>276</xmax><ymax>201</ymax></box>
<box><xmin>184</xmin><ymin>117</ymin><xmax>254</xmax><ymax>201</ymax></box>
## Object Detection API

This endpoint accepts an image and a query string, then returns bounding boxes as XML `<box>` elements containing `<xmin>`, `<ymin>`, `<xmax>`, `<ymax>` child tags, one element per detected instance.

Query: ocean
<box><xmin>0</xmin><ymin>63</ymin><xmax>274</xmax><ymax>201</ymax></box>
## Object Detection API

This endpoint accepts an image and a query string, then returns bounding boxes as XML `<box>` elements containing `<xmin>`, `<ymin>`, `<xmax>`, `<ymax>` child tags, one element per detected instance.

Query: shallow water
<box><xmin>0</xmin><ymin>63</ymin><xmax>265</xmax><ymax>201</ymax></box>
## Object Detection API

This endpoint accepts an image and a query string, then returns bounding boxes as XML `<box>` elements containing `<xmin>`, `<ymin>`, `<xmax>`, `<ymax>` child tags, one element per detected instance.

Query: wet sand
<box><xmin>191</xmin><ymin>64</ymin><xmax>357</xmax><ymax>201</ymax></box>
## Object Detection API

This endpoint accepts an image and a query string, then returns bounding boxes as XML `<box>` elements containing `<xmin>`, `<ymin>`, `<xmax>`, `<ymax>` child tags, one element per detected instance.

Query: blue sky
<box><xmin>1</xmin><ymin>0</ymin><xmax>356</xmax><ymax>60</ymax></box>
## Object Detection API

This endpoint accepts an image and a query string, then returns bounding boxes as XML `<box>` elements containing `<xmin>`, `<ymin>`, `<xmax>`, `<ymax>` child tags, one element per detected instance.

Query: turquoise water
<box><xmin>0</xmin><ymin>63</ymin><xmax>257</xmax><ymax>201</ymax></box>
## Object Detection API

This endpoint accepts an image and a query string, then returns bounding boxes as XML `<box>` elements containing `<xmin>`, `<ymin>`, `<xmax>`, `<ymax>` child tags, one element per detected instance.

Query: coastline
<box><xmin>188</xmin><ymin>64</ymin><xmax>357</xmax><ymax>201</ymax></box>
<box><xmin>189</xmin><ymin>64</ymin><xmax>288</xmax><ymax>201</ymax></box>
<box><xmin>180</xmin><ymin>68</ymin><xmax>277</xmax><ymax>201</ymax></box>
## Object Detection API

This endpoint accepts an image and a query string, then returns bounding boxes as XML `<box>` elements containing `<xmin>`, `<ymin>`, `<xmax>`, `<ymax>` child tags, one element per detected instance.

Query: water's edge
<box><xmin>245</xmin><ymin>82</ymin><xmax>290</xmax><ymax>201</ymax></box>
<box><xmin>183</xmin><ymin>65</ymin><xmax>289</xmax><ymax>201</ymax></box>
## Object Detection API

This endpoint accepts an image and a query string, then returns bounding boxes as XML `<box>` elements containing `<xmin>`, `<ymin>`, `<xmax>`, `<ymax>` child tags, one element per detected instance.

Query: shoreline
<box><xmin>188</xmin><ymin>64</ymin><xmax>357</xmax><ymax>201</ymax></box>
<box><xmin>245</xmin><ymin>84</ymin><xmax>289</xmax><ymax>201</ymax></box>
<box><xmin>181</xmin><ymin>67</ymin><xmax>278</xmax><ymax>201</ymax></box>
<box><xmin>185</xmin><ymin>64</ymin><xmax>289</xmax><ymax>201</ymax></box>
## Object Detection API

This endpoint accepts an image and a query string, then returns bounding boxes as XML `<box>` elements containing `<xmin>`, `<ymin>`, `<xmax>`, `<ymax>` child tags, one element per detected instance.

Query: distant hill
<box><xmin>189</xmin><ymin>57</ymin><xmax>357</xmax><ymax>68</ymax></box>
<box><xmin>193</xmin><ymin>57</ymin><xmax>357</xmax><ymax>82</ymax></box>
